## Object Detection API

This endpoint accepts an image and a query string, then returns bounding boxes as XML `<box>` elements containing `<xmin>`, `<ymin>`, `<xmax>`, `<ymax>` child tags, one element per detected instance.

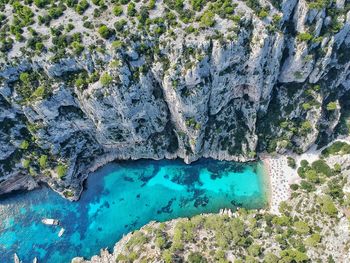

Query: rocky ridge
<box><xmin>0</xmin><ymin>0</ymin><xmax>350</xmax><ymax>198</ymax></box>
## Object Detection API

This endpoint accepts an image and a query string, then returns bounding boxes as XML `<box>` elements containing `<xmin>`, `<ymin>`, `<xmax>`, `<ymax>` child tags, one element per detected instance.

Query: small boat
<box><xmin>58</xmin><ymin>228</ymin><xmax>65</xmax><ymax>237</ymax></box>
<box><xmin>33</xmin><ymin>257</ymin><xmax>38</xmax><ymax>263</ymax></box>
<box><xmin>14</xmin><ymin>253</ymin><xmax>20</xmax><ymax>263</ymax></box>
<box><xmin>41</xmin><ymin>218</ymin><xmax>59</xmax><ymax>226</ymax></box>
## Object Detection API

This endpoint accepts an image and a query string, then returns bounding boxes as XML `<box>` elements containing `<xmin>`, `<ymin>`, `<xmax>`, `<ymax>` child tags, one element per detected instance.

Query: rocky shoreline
<box><xmin>1</xmin><ymin>0</ymin><xmax>350</xmax><ymax>201</ymax></box>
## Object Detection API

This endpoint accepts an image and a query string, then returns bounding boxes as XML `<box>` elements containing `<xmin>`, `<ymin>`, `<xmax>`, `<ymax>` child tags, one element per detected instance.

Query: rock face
<box><xmin>0</xmin><ymin>0</ymin><xmax>350</xmax><ymax>198</ymax></box>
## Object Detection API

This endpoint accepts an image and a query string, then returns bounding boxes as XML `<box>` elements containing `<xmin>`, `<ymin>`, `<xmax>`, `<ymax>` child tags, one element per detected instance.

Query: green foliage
<box><xmin>287</xmin><ymin>157</ymin><xmax>296</xmax><ymax>169</ymax></box>
<box><xmin>272</xmin><ymin>14</ymin><xmax>282</xmax><ymax>24</ymax></box>
<box><xmin>98</xmin><ymin>25</ymin><xmax>114</xmax><ymax>39</ymax></box>
<box><xmin>56</xmin><ymin>164</ymin><xmax>67</xmax><ymax>179</ymax></box>
<box><xmin>34</xmin><ymin>0</ymin><xmax>49</xmax><ymax>8</ymax></box>
<box><xmin>200</xmin><ymin>11</ymin><xmax>215</xmax><ymax>28</ymax></box>
<box><xmin>187</xmin><ymin>252</ymin><xmax>207</xmax><ymax>263</ymax></box>
<box><xmin>113</xmin><ymin>5</ymin><xmax>123</xmax><ymax>16</ymax></box>
<box><xmin>125</xmin><ymin>231</ymin><xmax>148</xmax><ymax>249</ymax></box>
<box><xmin>71</xmin><ymin>41</ymin><xmax>85</xmax><ymax>55</ymax></box>
<box><xmin>114</xmin><ymin>19</ymin><xmax>127</xmax><ymax>31</ymax></box>
<box><xmin>258</xmin><ymin>10</ymin><xmax>268</xmax><ymax>19</ymax></box>
<box><xmin>127</xmin><ymin>2</ymin><xmax>136</xmax><ymax>16</ymax></box>
<box><xmin>304</xmin><ymin>233</ymin><xmax>321</xmax><ymax>247</ymax></box>
<box><xmin>263</xmin><ymin>252</ymin><xmax>279</xmax><ymax>263</ymax></box>
<box><xmin>100</xmin><ymin>72</ymin><xmax>113</xmax><ymax>86</ymax></box>
<box><xmin>149</xmin><ymin>0</ymin><xmax>156</xmax><ymax>9</ymax></box>
<box><xmin>327</xmin><ymin>178</ymin><xmax>344</xmax><ymax>200</ymax></box>
<box><xmin>300</xmin><ymin>160</ymin><xmax>309</xmax><ymax>167</ymax></box>
<box><xmin>162</xmin><ymin>250</ymin><xmax>173</xmax><ymax>263</ymax></box>
<box><xmin>92</xmin><ymin>0</ymin><xmax>104</xmax><ymax>6</ymax></box>
<box><xmin>76</xmin><ymin>0</ymin><xmax>89</xmax><ymax>15</ymax></box>
<box><xmin>19</xmin><ymin>140</ymin><xmax>29</xmax><ymax>150</ymax></box>
<box><xmin>191</xmin><ymin>0</ymin><xmax>206</xmax><ymax>11</ymax></box>
<box><xmin>22</xmin><ymin>159</ymin><xmax>30</xmax><ymax>169</ymax></box>
<box><xmin>300</xmin><ymin>121</ymin><xmax>312</xmax><ymax>134</ymax></box>
<box><xmin>293</xmin><ymin>221</ymin><xmax>310</xmax><ymax>235</ymax></box>
<box><xmin>297</xmin><ymin>32</ymin><xmax>313</xmax><ymax>42</ymax></box>
<box><xmin>247</xmin><ymin>243</ymin><xmax>261</xmax><ymax>256</ymax></box>
<box><xmin>39</xmin><ymin>155</ymin><xmax>48</xmax><ymax>169</ymax></box>
<box><xmin>321</xmin><ymin>141</ymin><xmax>350</xmax><ymax>157</ymax></box>
<box><xmin>302</xmin><ymin>102</ymin><xmax>312</xmax><ymax>111</ymax></box>
<box><xmin>308</xmin><ymin>0</ymin><xmax>328</xmax><ymax>10</ymax></box>
<box><xmin>300</xmin><ymin>180</ymin><xmax>316</xmax><ymax>192</ymax></box>
<box><xmin>311</xmin><ymin>160</ymin><xmax>333</xmax><ymax>177</ymax></box>
<box><xmin>272</xmin><ymin>215</ymin><xmax>290</xmax><ymax>226</ymax></box>
<box><xmin>318</xmin><ymin>195</ymin><xmax>338</xmax><ymax>217</ymax></box>
<box><xmin>305</xmin><ymin>169</ymin><xmax>320</xmax><ymax>183</ymax></box>
<box><xmin>326</xmin><ymin>101</ymin><xmax>337</xmax><ymax>111</ymax></box>
<box><xmin>279</xmin><ymin>248</ymin><xmax>308</xmax><ymax>262</ymax></box>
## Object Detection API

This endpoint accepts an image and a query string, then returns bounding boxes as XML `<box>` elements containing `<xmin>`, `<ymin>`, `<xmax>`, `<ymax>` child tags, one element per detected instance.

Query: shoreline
<box><xmin>260</xmin><ymin>154</ymin><xmax>300</xmax><ymax>214</ymax></box>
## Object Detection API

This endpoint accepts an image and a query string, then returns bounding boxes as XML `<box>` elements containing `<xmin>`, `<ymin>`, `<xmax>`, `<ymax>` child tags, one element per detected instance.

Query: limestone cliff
<box><xmin>0</xmin><ymin>0</ymin><xmax>349</xmax><ymax>198</ymax></box>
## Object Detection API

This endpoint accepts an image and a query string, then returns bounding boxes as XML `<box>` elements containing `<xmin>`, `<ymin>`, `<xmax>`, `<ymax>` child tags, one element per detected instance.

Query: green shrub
<box><xmin>297</xmin><ymin>32</ymin><xmax>313</xmax><ymax>42</ymax></box>
<box><xmin>300</xmin><ymin>121</ymin><xmax>312</xmax><ymax>134</ymax></box>
<box><xmin>22</xmin><ymin>159</ymin><xmax>30</xmax><ymax>169</ymax></box>
<box><xmin>114</xmin><ymin>19</ymin><xmax>127</xmax><ymax>31</ymax></box>
<box><xmin>293</xmin><ymin>221</ymin><xmax>310</xmax><ymax>235</ymax></box>
<box><xmin>187</xmin><ymin>252</ymin><xmax>207</xmax><ymax>263</ymax></box>
<box><xmin>34</xmin><ymin>0</ymin><xmax>49</xmax><ymax>8</ymax></box>
<box><xmin>287</xmin><ymin>157</ymin><xmax>296</xmax><ymax>169</ymax></box>
<box><xmin>290</xmin><ymin>184</ymin><xmax>299</xmax><ymax>191</ymax></box>
<box><xmin>247</xmin><ymin>243</ymin><xmax>261</xmax><ymax>257</ymax></box>
<box><xmin>318</xmin><ymin>195</ymin><xmax>338</xmax><ymax>216</ymax></box>
<box><xmin>321</xmin><ymin>141</ymin><xmax>350</xmax><ymax>157</ymax></box>
<box><xmin>258</xmin><ymin>10</ymin><xmax>268</xmax><ymax>19</ymax></box>
<box><xmin>326</xmin><ymin>101</ymin><xmax>337</xmax><ymax>111</ymax></box>
<box><xmin>98</xmin><ymin>25</ymin><xmax>114</xmax><ymax>39</ymax></box>
<box><xmin>57</xmin><ymin>164</ymin><xmax>67</xmax><ymax>179</ymax></box>
<box><xmin>31</xmin><ymin>86</ymin><xmax>46</xmax><ymax>100</ymax></box>
<box><xmin>200</xmin><ymin>11</ymin><xmax>215</xmax><ymax>27</ymax></box>
<box><xmin>71</xmin><ymin>41</ymin><xmax>85</xmax><ymax>55</ymax></box>
<box><xmin>191</xmin><ymin>0</ymin><xmax>206</xmax><ymax>11</ymax></box>
<box><xmin>263</xmin><ymin>253</ymin><xmax>279</xmax><ymax>263</ymax></box>
<box><xmin>127</xmin><ymin>2</ymin><xmax>136</xmax><ymax>16</ymax></box>
<box><xmin>304</xmin><ymin>233</ymin><xmax>321</xmax><ymax>247</ymax></box>
<box><xmin>305</xmin><ymin>169</ymin><xmax>319</xmax><ymax>183</ymax></box>
<box><xmin>279</xmin><ymin>249</ymin><xmax>308</xmax><ymax>262</ymax></box>
<box><xmin>300</xmin><ymin>180</ymin><xmax>315</xmax><ymax>192</ymax></box>
<box><xmin>39</xmin><ymin>155</ymin><xmax>48</xmax><ymax>169</ymax></box>
<box><xmin>92</xmin><ymin>0</ymin><xmax>104</xmax><ymax>6</ymax></box>
<box><xmin>311</xmin><ymin>160</ymin><xmax>333</xmax><ymax>177</ymax></box>
<box><xmin>113</xmin><ymin>5</ymin><xmax>123</xmax><ymax>16</ymax></box>
<box><xmin>76</xmin><ymin>0</ymin><xmax>89</xmax><ymax>14</ymax></box>
<box><xmin>19</xmin><ymin>140</ymin><xmax>29</xmax><ymax>150</ymax></box>
<box><xmin>302</xmin><ymin>102</ymin><xmax>311</xmax><ymax>110</ymax></box>
<box><xmin>100</xmin><ymin>72</ymin><xmax>113</xmax><ymax>86</ymax></box>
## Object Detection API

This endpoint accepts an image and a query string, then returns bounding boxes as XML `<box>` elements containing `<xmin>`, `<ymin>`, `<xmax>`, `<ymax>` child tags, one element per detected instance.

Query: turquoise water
<box><xmin>0</xmin><ymin>159</ymin><xmax>268</xmax><ymax>263</ymax></box>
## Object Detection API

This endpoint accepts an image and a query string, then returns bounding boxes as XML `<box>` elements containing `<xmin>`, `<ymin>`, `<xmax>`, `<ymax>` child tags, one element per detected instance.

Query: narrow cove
<box><xmin>0</xmin><ymin>159</ymin><xmax>269</xmax><ymax>263</ymax></box>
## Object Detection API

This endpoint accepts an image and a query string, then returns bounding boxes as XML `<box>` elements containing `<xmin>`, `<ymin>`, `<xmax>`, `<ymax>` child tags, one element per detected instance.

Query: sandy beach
<box><xmin>262</xmin><ymin>136</ymin><xmax>350</xmax><ymax>215</ymax></box>
<box><xmin>261</xmin><ymin>155</ymin><xmax>300</xmax><ymax>214</ymax></box>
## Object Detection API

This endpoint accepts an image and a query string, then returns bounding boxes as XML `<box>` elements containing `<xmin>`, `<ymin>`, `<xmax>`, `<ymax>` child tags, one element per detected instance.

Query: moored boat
<box><xmin>58</xmin><ymin>228</ymin><xmax>65</xmax><ymax>237</ymax></box>
<box><xmin>41</xmin><ymin>218</ymin><xmax>59</xmax><ymax>226</ymax></box>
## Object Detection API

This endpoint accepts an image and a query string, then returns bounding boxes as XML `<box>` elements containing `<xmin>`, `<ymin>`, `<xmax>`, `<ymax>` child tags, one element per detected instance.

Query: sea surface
<box><xmin>0</xmin><ymin>159</ymin><xmax>268</xmax><ymax>263</ymax></box>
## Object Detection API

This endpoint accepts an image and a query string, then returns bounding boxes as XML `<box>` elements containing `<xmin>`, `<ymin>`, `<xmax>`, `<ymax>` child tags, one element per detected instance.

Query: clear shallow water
<box><xmin>0</xmin><ymin>159</ymin><xmax>268</xmax><ymax>263</ymax></box>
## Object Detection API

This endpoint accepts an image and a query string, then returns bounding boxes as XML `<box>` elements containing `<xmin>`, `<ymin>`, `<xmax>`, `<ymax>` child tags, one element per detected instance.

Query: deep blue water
<box><xmin>0</xmin><ymin>159</ymin><xmax>268</xmax><ymax>263</ymax></box>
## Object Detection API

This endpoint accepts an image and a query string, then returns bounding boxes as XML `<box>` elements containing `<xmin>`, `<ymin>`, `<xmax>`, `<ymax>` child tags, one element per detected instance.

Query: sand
<box><xmin>261</xmin><ymin>155</ymin><xmax>300</xmax><ymax>214</ymax></box>
<box><xmin>262</xmin><ymin>136</ymin><xmax>350</xmax><ymax>215</ymax></box>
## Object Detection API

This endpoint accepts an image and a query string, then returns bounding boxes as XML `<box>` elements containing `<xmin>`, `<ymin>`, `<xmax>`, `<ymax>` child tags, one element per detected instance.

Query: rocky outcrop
<box><xmin>0</xmin><ymin>0</ymin><xmax>350</xmax><ymax>198</ymax></box>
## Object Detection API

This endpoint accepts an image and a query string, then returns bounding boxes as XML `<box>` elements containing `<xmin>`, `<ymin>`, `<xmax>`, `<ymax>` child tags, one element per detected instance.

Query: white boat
<box><xmin>58</xmin><ymin>228</ymin><xmax>65</xmax><ymax>237</ymax></box>
<box><xmin>14</xmin><ymin>253</ymin><xmax>20</xmax><ymax>263</ymax></box>
<box><xmin>41</xmin><ymin>218</ymin><xmax>59</xmax><ymax>226</ymax></box>
<box><xmin>33</xmin><ymin>257</ymin><xmax>38</xmax><ymax>263</ymax></box>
